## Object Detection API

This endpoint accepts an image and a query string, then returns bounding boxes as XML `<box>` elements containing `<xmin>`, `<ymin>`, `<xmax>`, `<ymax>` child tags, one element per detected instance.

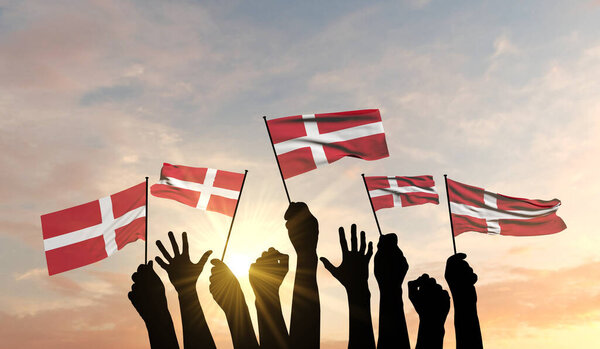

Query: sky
<box><xmin>1</xmin><ymin>0</ymin><xmax>600</xmax><ymax>347</ymax></box>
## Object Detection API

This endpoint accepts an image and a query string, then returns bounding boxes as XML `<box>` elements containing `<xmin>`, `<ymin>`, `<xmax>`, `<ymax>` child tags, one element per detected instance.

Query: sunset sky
<box><xmin>2</xmin><ymin>0</ymin><xmax>600</xmax><ymax>348</ymax></box>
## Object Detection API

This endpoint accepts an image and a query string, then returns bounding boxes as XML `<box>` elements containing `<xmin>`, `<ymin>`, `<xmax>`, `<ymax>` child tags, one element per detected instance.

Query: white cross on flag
<box><xmin>150</xmin><ymin>163</ymin><xmax>244</xmax><ymax>217</ymax></box>
<box><xmin>41</xmin><ymin>182</ymin><xmax>146</xmax><ymax>275</ymax></box>
<box><xmin>366</xmin><ymin>175</ymin><xmax>439</xmax><ymax>210</ymax></box>
<box><xmin>447</xmin><ymin>178</ymin><xmax>567</xmax><ymax>236</ymax></box>
<box><xmin>266</xmin><ymin>109</ymin><xmax>389</xmax><ymax>179</ymax></box>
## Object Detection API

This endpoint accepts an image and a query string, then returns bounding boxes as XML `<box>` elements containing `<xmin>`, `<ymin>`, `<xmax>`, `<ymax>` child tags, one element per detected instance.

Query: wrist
<box><xmin>347</xmin><ymin>285</ymin><xmax>371</xmax><ymax>300</ymax></box>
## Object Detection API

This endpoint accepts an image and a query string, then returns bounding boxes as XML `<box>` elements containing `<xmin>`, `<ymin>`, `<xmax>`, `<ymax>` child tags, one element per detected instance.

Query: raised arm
<box><xmin>284</xmin><ymin>202</ymin><xmax>320</xmax><ymax>349</ymax></box>
<box><xmin>249</xmin><ymin>248</ymin><xmax>290</xmax><ymax>349</ymax></box>
<box><xmin>445</xmin><ymin>253</ymin><xmax>483</xmax><ymax>349</ymax></box>
<box><xmin>155</xmin><ymin>231</ymin><xmax>215</xmax><ymax>349</ymax></box>
<box><xmin>374</xmin><ymin>233</ymin><xmax>410</xmax><ymax>349</ymax></box>
<box><xmin>408</xmin><ymin>274</ymin><xmax>450</xmax><ymax>349</ymax></box>
<box><xmin>320</xmin><ymin>224</ymin><xmax>375</xmax><ymax>349</ymax></box>
<box><xmin>128</xmin><ymin>261</ymin><xmax>180</xmax><ymax>349</ymax></box>
<box><xmin>209</xmin><ymin>259</ymin><xmax>259</xmax><ymax>349</ymax></box>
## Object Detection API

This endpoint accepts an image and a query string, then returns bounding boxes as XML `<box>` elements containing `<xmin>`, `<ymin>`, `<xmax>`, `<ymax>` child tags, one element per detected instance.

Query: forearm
<box><xmin>347</xmin><ymin>288</ymin><xmax>375</xmax><ymax>349</ymax></box>
<box><xmin>178</xmin><ymin>288</ymin><xmax>216</xmax><ymax>349</ymax></box>
<box><xmin>290</xmin><ymin>252</ymin><xmax>320</xmax><ymax>349</ymax></box>
<box><xmin>378</xmin><ymin>289</ymin><xmax>410</xmax><ymax>349</ymax></box>
<box><xmin>144</xmin><ymin>307</ymin><xmax>180</xmax><ymax>349</ymax></box>
<box><xmin>224</xmin><ymin>302</ymin><xmax>259</xmax><ymax>349</ymax></box>
<box><xmin>256</xmin><ymin>293</ymin><xmax>290</xmax><ymax>349</ymax></box>
<box><xmin>415</xmin><ymin>319</ymin><xmax>445</xmax><ymax>349</ymax></box>
<box><xmin>452</xmin><ymin>297</ymin><xmax>483</xmax><ymax>349</ymax></box>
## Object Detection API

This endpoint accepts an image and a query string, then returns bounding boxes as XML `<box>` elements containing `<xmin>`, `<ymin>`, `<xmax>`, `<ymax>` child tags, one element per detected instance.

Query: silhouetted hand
<box><xmin>155</xmin><ymin>231</ymin><xmax>212</xmax><ymax>293</ymax></box>
<box><xmin>249</xmin><ymin>247</ymin><xmax>289</xmax><ymax>298</ymax></box>
<box><xmin>128</xmin><ymin>262</ymin><xmax>179</xmax><ymax>349</ymax></box>
<box><xmin>445</xmin><ymin>253</ymin><xmax>483</xmax><ymax>349</ymax></box>
<box><xmin>285</xmin><ymin>202</ymin><xmax>318</xmax><ymax>255</ymax></box>
<box><xmin>210</xmin><ymin>259</ymin><xmax>259</xmax><ymax>349</ymax></box>
<box><xmin>128</xmin><ymin>261</ymin><xmax>167</xmax><ymax>322</ymax></box>
<box><xmin>445</xmin><ymin>253</ymin><xmax>478</xmax><ymax>303</ymax></box>
<box><xmin>374</xmin><ymin>233</ymin><xmax>408</xmax><ymax>291</ymax></box>
<box><xmin>320</xmin><ymin>224</ymin><xmax>373</xmax><ymax>292</ymax></box>
<box><xmin>408</xmin><ymin>274</ymin><xmax>450</xmax><ymax>325</ymax></box>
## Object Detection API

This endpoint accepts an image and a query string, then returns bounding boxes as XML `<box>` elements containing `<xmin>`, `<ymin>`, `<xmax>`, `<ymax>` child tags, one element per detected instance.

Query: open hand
<box><xmin>249</xmin><ymin>248</ymin><xmax>289</xmax><ymax>299</ymax></box>
<box><xmin>209</xmin><ymin>259</ymin><xmax>244</xmax><ymax>314</ymax></box>
<box><xmin>374</xmin><ymin>233</ymin><xmax>408</xmax><ymax>291</ymax></box>
<box><xmin>284</xmin><ymin>202</ymin><xmax>318</xmax><ymax>254</ymax></box>
<box><xmin>155</xmin><ymin>231</ymin><xmax>212</xmax><ymax>293</ymax></box>
<box><xmin>408</xmin><ymin>274</ymin><xmax>450</xmax><ymax>325</ymax></box>
<box><xmin>320</xmin><ymin>224</ymin><xmax>373</xmax><ymax>293</ymax></box>
<box><xmin>445</xmin><ymin>253</ymin><xmax>478</xmax><ymax>302</ymax></box>
<box><xmin>128</xmin><ymin>261</ymin><xmax>168</xmax><ymax>322</ymax></box>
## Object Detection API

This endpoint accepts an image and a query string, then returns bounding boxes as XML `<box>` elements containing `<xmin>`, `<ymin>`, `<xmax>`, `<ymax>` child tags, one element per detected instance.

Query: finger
<box><xmin>365</xmin><ymin>241</ymin><xmax>373</xmax><ymax>260</ymax></box>
<box><xmin>350</xmin><ymin>224</ymin><xmax>357</xmax><ymax>252</ymax></box>
<box><xmin>131</xmin><ymin>271</ymin><xmax>139</xmax><ymax>283</ymax></box>
<box><xmin>182</xmin><ymin>232</ymin><xmax>189</xmax><ymax>256</ymax></box>
<box><xmin>210</xmin><ymin>258</ymin><xmax>221</xmax><ymax>266</ymax></box>
<box><xmin>472</xmin><ymin>273</ymin><xmax>478</xmax><ymax>284</ymax></box>
<box><xmin>319</xmin><ymin>257</ymin><xmax>337</xmax><ymax>275</ymax></box>
<box><xmin>127</xmin><ymin>291</ymin><xmax>134</xmax><ymax>302</ymax></box>
<box><xmin>359</xmin><ymin>230</ymin><xmax>366</xmax><ymax>254</ymax></box>
<box><xmin>197</xmin><ymin>250</ymin><xmax>213</xmax><ymax>269</ymax></box>
<box><xmin>338</xmin><ymin>227</ymin><xmax>349</xmax><ymax>255</ymax></box>
<box><xmin>168</xmin><ymin>231</ymin><xmax>179</xmax><ymax>256</ymax></box>
<box><xmin>155</xmin><ymin>256</ymin><xmax>168</xmax><ymax>270</ymax></box>
<box><xmin>156</xmin><ymin>240</ymin><xmax>173</xmax><ymax>261</ymax></box>
<box><xmin>407</xmin><ymin>280</ymin><xmax>418</xmax><ymax>300</ymax></box>
<box><xmin>284</xmin><ymin>202</ymin><xmax>309</xmax><ymax>220</ymax></box>
<box><xmin>448</xmin><ymin>252</ymin><xmax>467</xmax><ymax>263</ymax></box>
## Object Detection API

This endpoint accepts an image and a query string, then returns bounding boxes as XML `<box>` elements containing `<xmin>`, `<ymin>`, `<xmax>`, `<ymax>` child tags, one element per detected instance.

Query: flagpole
<box><xmin>221</xmin><ymin>170</ymin><xmax>248</xmax><ymax>261</ymax></box>
<box><xmin>361</xmin><ymin>174</ymin><xmax>383</xmax><ymax>236</ymax></box>
<box><xmin>262</xmin><ymin>116</ymin><xmax>291</xmax><ymax>204</ymax></box>
<box><xmin>144</xmin><ymin>176</ymin><xmax>149</xmax><ymax>264</ymax></box>
<box><xmin>444</xmin><ymin>174</ymin><xmax>457</xmax><ymax>255</ymax></box>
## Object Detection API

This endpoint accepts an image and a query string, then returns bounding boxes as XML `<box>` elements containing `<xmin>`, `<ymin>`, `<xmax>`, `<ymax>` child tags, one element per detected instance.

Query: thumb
<box><xmin>319</xmin><ymin>257</ymin><xmax>337</xmax><ymax>276</ymax></box>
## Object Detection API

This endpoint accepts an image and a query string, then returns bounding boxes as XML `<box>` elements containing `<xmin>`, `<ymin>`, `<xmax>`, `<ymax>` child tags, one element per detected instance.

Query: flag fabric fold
<box><xmin>150</xmin><ymin>163</ymin><xmax>244</xmax><ymax>217</ymax></box>
<box><xmin>365</xmin><ymin>175</ymin><xmax>439</xmax><ymax>210</ymax></box>
<box><xmin>266</xmin><ymin>109</ymin><xmax>389</xmax><ymax>179</ymax></box>
<box><xmin>447</xmin><ymin>178</ymin><xmax>566</xmax><ymax>237</ymax></box>
<box><xmin>41</xmin><ymin>182</ymin><xmax>146</xmax><ymax>275</ymax></box>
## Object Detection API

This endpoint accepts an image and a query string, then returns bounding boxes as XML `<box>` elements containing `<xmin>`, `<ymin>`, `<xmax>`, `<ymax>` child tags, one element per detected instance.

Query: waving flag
<box><xmin>151</xmin><ymin>163</ymin><xmax>244</xmax><ymax>217</ymax></box>
<box><xmin>41</xmin><ymin>182</ymin><xmax>146</xmax><ymax>275</ymax></box>
<box><xmin>447</xmin><ymin>178</ymin><xmax>566</xmax><ymax>236</ymax></box>
<box><xmin>266</xmin><ymin>109</ymin><xmax>389</xmax><ymax>179</ymax></box>
<box><xmin>366</xmin><ymin>175</ymin><xmax>439</xmax><ymax>210</ymax></box>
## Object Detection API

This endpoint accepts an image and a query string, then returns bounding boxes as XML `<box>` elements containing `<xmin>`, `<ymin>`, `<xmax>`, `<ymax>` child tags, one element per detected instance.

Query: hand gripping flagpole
<box><xmin>361</xmin><ymin>174</ymin><xmax>383</xmax><ymax>236</ymax></box>
<box><xmin>221</xmin><ymin>170</ymin><xmax>248</xmax><ymax>262</ymax></box>
<box><xmin>444</xmin><ymin>174</ymin><xmax>458</xmax><ymax>255</ymax></box>
<box><xmin>145</xmin><ymin>176</ymin><xmax>149</xmax><ymax>264</ymax></box>
<box><xmin>263</xmin><ymin>116</ymin><xmax>291</xmax><ymax>204</ymax></box>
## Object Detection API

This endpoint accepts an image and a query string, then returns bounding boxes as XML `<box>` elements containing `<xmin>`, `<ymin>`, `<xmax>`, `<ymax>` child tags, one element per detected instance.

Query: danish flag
<box><xmin>266</xmin><ymin>109</ymin><xmax>389</xmax><ymax>179</ymax></box>
<box><xmin>365</xmin><ymin>175</ymin><xmax>439</xmax><ymax>210</ymax></box>
<box><xmin>447</xmin><ymin>178</ymin><xmax>566</xmax><ymax>236</ymax></box>
<box><xmin>41</xmin><ymin>182</ymin><xmax>146</xmax><ymax>275</ymax></box>
<box><xmin>150</xmin><ymin>163</ymin><xmax>244</xmax><ymax>217</ymax></box>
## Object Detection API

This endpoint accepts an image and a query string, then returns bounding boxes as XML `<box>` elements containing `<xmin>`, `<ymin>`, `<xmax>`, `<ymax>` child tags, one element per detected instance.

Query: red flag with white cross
<box><xmin>41</xmin><ymin>182</ymin><xmax>146</xmax><ymax>275</ymax></box>
<box><xmin>365</xmin><ymin>175</ymin><xmax>439</xmax><ymax>210</ymax></box>
<box><xmin>446</xmin><ymin>178</ymin><xmax>566</xmax><ymax>236</ymax></box>
<box><xmin>150</xmin><ymin>163</ymin><xmax>245</xmax><ymax>217</ymax></box>
<box><xmin>266</xmin><ymin>109</ymin><xmax>389</xmax><ymax>179</ymax></box>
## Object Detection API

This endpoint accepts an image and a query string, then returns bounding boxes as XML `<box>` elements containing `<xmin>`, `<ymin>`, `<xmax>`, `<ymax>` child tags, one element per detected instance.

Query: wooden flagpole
<box><xmin>361</xmin><ymin>174</ymin><xmax>383</xmax><ymax>236</ymax></box>
<box><xmin>262</xmin><ymin>116</ymin><xmax>291</xmax><ymax>204</ymax></box>
<box><xmin>444</xmin><ymin>174</ymin><xmax>458</xmax><ymax>255</ymax></box>
<box><xmin>221</xmin><ymin>170</ymin><xmax>248</xmax><ymax>261</ymax></box>
<box><xmin>144</xmin><ymin>176</ymin><xmax>149</xmax><ymax>264</ymax></box>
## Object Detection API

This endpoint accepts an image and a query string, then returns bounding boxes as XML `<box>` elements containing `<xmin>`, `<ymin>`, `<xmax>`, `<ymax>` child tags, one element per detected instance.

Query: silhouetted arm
<box><xmin>374</xmin><ymin>233</ymin><xmax>410</xmax><ymax>349</ymax></box>
<box><xmin>155</xmin><ymin>231</ymin><xmax>215</xmax><ymax>349</ymax></box>
<box><xmin>284</xmin><ymin>202</ymin><xmax>320</xmax><ymax>349</ymax></box>
<box><xmin>128</xmin><ymin>261</ymin><xmax>179</xmax><ymax>349</ymax></box>
<box><xmin>445</xmin><ymin>253</ymin><xmax>483</xmax><ymax>349</ymax></box>
<box><xmin>209</xmin><ymin>259</ymin><xmax>259</xmax><ymax>349</ymax></box>
<box><xmin>408</xmin><ymin>274</ymin><xmax>450</xmax><ymax>349</ymax></box>
<box><xmin>321</xmin><ymin>224</ymin><xmax>375</xmax><ymax>349</ymax></box>
<box><xmin>249</xmin><ymin>248</ymin><xmax>290</xmax><ymax>349</ymax></box>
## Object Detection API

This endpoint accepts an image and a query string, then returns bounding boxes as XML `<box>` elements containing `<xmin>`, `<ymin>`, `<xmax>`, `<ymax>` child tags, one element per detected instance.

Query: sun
<box><xmin>225</xmin><ymin>254</ymin><xmax>253</xmax><ymax>278</ymax></box>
